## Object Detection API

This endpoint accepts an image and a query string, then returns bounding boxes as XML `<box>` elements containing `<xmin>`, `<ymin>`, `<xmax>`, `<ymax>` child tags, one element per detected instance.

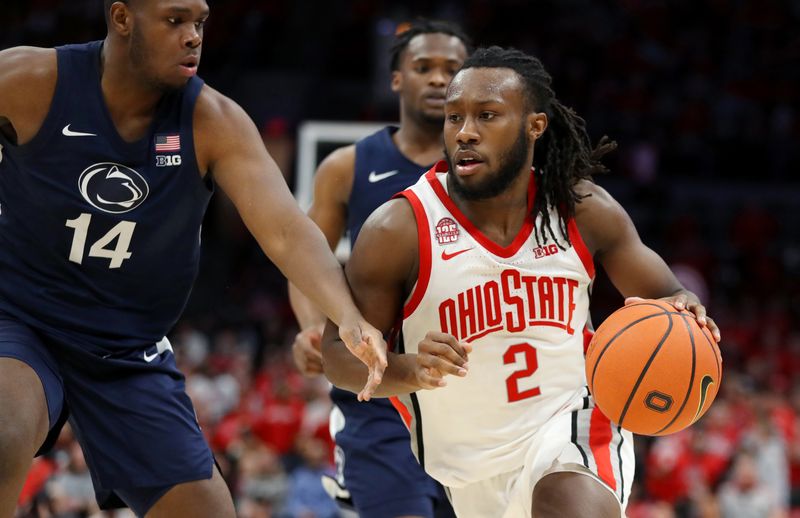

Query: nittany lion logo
<box><xmin>78</xmin><ymin>162</ymin><xmax>149</xmax><ymax>214</ymax></box>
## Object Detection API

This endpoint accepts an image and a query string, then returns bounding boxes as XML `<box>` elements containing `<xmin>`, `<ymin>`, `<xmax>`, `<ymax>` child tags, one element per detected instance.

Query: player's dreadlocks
<box><xmin>389</xmin><ymin>19</ymin><xmax>473</xmax><ymax>71</ymax></box>
<box><xmin>460</xmin><ymin>46</ymin><xmax>616</xmax><ymax>248</ymax></box>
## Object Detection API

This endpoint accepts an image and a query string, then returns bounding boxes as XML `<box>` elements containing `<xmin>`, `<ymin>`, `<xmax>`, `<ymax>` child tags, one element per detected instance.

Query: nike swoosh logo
<box><xmin>441</xmin><ymin>247</ymin><xmax>474</xmax><ymax>261</ymax></box>
<box><xmin>62</xmin><ymin>124</ymin><xmax>97</xmax><ymax>137</ymax></box>
<box><xmin>692</xmin><ymin>375</ymin><xmax>715</xmax><ymax>423</ymax></box>
<box><xmin>143</xmin><ymin>350</ymin><xmax>159</xmax><ymax>362</ymax></box>
<box><xmin>368</xmin><ymin>170</ymin><xmax>399</xmax><ymax>183</ymax></box>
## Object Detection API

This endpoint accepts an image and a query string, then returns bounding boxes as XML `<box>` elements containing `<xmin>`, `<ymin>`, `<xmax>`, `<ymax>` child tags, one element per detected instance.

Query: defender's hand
<box><xmin>291</xmin><ymin>324</ymin><xmax>324</xmax><ymax>377</ymax></box>
<box><xmin>338</xmin><ymin>315</ymin><xmax>388</xmax><ymax>402</ymax></box>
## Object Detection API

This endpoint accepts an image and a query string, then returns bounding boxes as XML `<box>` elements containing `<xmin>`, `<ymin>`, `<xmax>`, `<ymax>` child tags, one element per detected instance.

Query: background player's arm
<box><xmin>321</xmin><ymin>199</ymin><xmax>468</xmax><ymax>399</ymax></box>
<box><xmin>193</xmin><ymin>87</ymin><xmax>386</xmax><ymax>368</ymax></box>
<box><xmin>575</xmin><ymin>181</ymin><xmax>720</xmax><ymax>341</ymax></box>
<box><xmin>287</xmin><ymin>145</ymin><xmax>355</xmax><ymax>375</ymax></box>
<box><xmin>0</xmin><ymin>47</ymin><xmax>56</xmax><ymax>145</ymax></box>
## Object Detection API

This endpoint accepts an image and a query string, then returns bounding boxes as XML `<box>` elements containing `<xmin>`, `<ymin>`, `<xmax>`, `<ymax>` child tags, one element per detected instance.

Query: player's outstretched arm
<box><xmin>194</xmin><ymin>88</ymin><xmax>385</xmax><ymax>372</ymax></box>
<box><xmin>0</xmin><ymin>46</ymin><xmax>56</xmax><ymax>145</ymax></box>
<box><xmin>287</xmin><ymin>146</ymin><xmax>355</xmax><ymax>376</ymax></box>
<box><xmin>575</xmin><ymin>181</ymin><xmax>721</xmax><ymax>342</ymax></box>
<box><xmin>320</xmin><ymin>199</ymin><xmax>469</xmax><ymax>400</ymax></box>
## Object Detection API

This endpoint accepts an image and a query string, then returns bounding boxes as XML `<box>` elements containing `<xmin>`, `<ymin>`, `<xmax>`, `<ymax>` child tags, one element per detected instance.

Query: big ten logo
<box><xmin>533</xmin><ymin>243</ymin><xmax>559</xmax><ymax>259</ymax></box>
<box><xmin>156</xmin><ymin>154</ymin><xmax>182</xmax><ymax>167</ymax></box>
<box><xmin>435</xmin><ymin>217</ymin><xmax>459</xmax><ymax>245</ymax></box>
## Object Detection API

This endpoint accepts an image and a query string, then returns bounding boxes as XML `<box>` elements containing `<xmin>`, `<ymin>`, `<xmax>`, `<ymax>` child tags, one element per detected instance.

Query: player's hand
<box><xmin>413</xmin><ymin>332</ymin><xmax>471</xmax><ymax>390</ymax></box>
<box><xmin>625</xmin><ymin>294</ymin><xmax>721</xmax><ymax>343</ymax></box>
<box><xmin>338</xmin><ymin>313</ymin><xmax>388</xmax><ymax>402</ymax></box>
<box><xmin>291</xmin><ymin>324</ymin><xmax>324</xmax><ymax>377</ymax></box>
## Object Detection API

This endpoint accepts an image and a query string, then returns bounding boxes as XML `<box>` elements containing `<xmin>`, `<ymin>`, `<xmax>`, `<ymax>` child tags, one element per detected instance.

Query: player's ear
<box><xmin>528</xmin><ymin>112</ymin><xmax>547</xmax><ymax>142</ymax></box>
<box><xmin>390</xmin><ymin>70</ymin><xmax>402</xmax><ymax>93</ymax></box>
<box><xmin>109</xmin><ymin>1</ymin><xmax>133</xmax><ymax>37</ymax></box>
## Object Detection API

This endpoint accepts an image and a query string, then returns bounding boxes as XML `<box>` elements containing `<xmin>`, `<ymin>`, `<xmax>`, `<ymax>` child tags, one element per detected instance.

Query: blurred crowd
<box><xmin>3</xmin><ymin>0</ymin><xmax>799</xmax><ymax>517</ymax></box>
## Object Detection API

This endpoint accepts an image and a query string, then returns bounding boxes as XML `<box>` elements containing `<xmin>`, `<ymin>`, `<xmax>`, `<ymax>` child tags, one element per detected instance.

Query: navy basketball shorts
<box><xmin>331</xmin><ymin>394</ymin><xmax>444</xmax><ymax>518</ymax></box>
<box><xmin>0</xmin><ymin>312</ymin><xmax>213</xmax><ymax>516</ymax></box>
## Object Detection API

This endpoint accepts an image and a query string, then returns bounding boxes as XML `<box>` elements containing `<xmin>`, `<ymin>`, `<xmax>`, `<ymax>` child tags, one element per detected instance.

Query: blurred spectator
<box><xmin>718</xmin><ymin>451</ymin><xmax>782</xmax><ymax>518</ymax></box>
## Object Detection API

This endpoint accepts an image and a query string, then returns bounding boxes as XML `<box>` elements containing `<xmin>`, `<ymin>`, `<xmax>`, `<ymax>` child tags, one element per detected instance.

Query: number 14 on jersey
<box><xmin>65</xmin><ymin>213</ymin><xmax>136</xmax><ymax>269</ymax></box>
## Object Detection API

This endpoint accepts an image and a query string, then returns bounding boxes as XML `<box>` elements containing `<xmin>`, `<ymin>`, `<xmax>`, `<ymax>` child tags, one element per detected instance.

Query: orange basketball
<box><xmin>585</xmin><ymin>299</ymin><xmax>722</xmax><ymax>436</ymax></box>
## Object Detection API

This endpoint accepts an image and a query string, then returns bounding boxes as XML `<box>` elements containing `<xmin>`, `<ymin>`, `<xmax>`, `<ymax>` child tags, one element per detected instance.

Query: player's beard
<box><xmin>446</xmin><ymin>122</ymin><xmax>531</xmax><ymax>201</ymax></box>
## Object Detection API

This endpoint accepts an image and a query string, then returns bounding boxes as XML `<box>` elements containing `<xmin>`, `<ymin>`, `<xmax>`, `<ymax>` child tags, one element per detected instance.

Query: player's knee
<box><xmin>531</xmin><ymin>472</ymin><xmax>620</xmax><ymax>518</ymax></box>
<box><xmin>0</xmin><ymin>424</ymin><xmax>41</xmax><ymax>476</ymax></box>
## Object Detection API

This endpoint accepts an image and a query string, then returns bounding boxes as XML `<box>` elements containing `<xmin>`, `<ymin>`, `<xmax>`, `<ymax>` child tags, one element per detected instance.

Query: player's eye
<box><xmin>447</xmin><ymin>113</ymin><xmax>462</xmax><ymax>123</ymax></box>
<box><xmin>167</xmin><ymin>17</ymin><xmax>182</xmax><ymax>25</ymax></box>
<box><xmin>479</xmin><ymin>112</ymin><xmax>496</xmax><ymax>121</ymax></box>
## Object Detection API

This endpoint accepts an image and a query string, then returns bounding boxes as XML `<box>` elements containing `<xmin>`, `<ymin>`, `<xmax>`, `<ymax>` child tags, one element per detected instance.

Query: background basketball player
<box><xmin>321</xmin><ymin>46</ymin><xmax>721</xmax><ymax>517</ymax></box>
<box><xmin>0</xmin><ymin>0</ymin><xmax>385</xmax><ymax>516</ymax></box>
<box><xmin>289</xmin><ymin>19</ymin><xmax>470</xmax><ymax>518</ymax></box>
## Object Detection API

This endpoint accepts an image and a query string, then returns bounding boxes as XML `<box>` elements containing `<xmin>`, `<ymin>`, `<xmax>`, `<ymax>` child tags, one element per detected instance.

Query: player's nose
<box><xmin>183</xmin><ymin>27</ymin><xmax>202</xmax><ymax>49</ymax></box>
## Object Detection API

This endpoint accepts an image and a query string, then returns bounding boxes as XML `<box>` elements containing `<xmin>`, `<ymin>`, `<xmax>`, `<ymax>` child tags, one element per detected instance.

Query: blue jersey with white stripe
<box><xmin>0</xmin><ymin>41</ymin><xmax>212</xmax><ymax>351</ymax></box>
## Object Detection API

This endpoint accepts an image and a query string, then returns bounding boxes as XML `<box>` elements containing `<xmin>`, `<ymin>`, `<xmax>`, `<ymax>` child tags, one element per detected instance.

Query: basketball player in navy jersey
<box><xmin>288</xmin><ymin>20</ymin><xmax>469</xmax><ymax>518</ymax></box>
<box><xmin>321</xmin><ymin>47</ymin><xmax>721</xmax><ymax>517</ymax></box>
<box><xmin>0</xmin><ymin>1</ymin><xmax>387</xmax><ymax>516</ymax></box>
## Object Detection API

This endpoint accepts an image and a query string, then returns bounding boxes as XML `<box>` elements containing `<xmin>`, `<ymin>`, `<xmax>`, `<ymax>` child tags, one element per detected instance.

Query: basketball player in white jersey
<box><xmin>321</xmin><ymin>46</ymin><xmax>721</xmax><ymax>518</ymax></box>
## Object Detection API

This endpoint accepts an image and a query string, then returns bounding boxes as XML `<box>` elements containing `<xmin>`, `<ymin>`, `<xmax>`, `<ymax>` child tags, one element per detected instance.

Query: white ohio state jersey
<box><xmin>395</xmin><ymin>163</ymin><xmax>596</xmax><ymax>488</ymax></box>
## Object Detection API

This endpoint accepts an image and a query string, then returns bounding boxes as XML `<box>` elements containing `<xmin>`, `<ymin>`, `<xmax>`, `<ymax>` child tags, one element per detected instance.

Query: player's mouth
<box><xmin>178</xmin><ymin>56</ymin><xmax>199</xmax><ymax>77</ymax></box>
<box><xmin>454</xmin><ymin>150</ymin><xmax>485</xmax><ymax>176</ymax></box>
<box><xmin>423</xmin><ymin>93</ymin><xmax>446</xmax><ymax>108</ymax></box>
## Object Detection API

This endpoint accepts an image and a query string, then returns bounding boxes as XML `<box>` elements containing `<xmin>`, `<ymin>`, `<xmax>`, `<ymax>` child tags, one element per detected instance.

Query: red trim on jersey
<box><xmin>396</xmin><ymin>190</ymin><xmax>432</xmax><ymax>318</ymax></box>
<box><xmin>390</xmin><ymin>397</ymin><xmax>413</xmax><ymax>429</ymax></box>
<box><xmin>589</xmin><ymin>406</ymin><xmax>617</xmax><ymax>491</ymax></box>
<box><xmin>425</xmin><ymin>162</ymin><xmax>536</xmax><ymax>259</ymax></box>
<box><xmin>583</xmin><ymin>326</ymin><xmax>594</xmax><ymax>355</ymax></box>
<box><xmin>567</xmin><ymin>218</ymin><xmax>595</xmax><ymax>279</ymax></box>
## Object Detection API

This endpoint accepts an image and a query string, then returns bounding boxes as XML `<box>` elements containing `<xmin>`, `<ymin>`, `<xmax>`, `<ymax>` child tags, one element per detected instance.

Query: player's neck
<box><xmin>448</xmin><ymin>171</ymin><xmax>531</xmax><ymax>247</ymax></box>
<box><xmin>100</xmin><ymin>39</ymin><xmax>163</xmax><ymax>141</ymax></box>
<box><xmin>394</xmin><ymin>116</ymin><xmax>444</xmax><ymax>166</ymax></box>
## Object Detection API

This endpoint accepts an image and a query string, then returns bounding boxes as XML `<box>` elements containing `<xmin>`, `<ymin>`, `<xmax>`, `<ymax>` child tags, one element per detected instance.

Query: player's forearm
<box><xmin>288</xmin><ymin>281</ymin><xmax>326</xmax><ymax>330</ymax></box>
<box><xmin>269</xmin><ymin>216</ymin><xmax>358</xmax><ymax>326</ymax></box>
<box><xmin>322</xmin><ymin>341</ymin><xmax>420</xmax><ymax>397</ymax></box>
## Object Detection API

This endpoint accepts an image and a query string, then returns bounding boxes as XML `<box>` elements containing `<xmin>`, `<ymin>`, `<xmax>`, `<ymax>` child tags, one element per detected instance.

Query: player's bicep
<box><xmin>306</xmin><ymin>146</ymin><xmax>355</xmax><ymax>249</ymax></box>
<box><xmin>200</xmin><ymin>93</ymin><xmax>308</xmax><ymax>251</ymax></box>
<box><xmin>343</xmin><ymin>199</ymin><xmax>418</xmax><ymax>333</ymax></box>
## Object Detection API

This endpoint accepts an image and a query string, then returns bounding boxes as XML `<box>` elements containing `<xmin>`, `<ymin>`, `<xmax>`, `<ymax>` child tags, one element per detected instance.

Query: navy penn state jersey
<box><xmin>333</xmin><ymin>126</ymin><xmax>431</xmax><ymax>406</ymax></box>
<box><xmin>346</xmin><ymin>126</ymin><xmax>431</xmax><ymax>244</ymax></box>
<box><xmin>0</xmin><ymin>41</ymin><xmax>212</xmax><ymax>351</ymax></box>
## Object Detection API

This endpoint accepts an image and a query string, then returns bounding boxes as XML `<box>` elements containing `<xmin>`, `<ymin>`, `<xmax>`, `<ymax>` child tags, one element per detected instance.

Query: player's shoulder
<box><xmin>317</xmin><ymin>144</ymin><xmax>356</xmax><ymax>176</ymax></box>
<box><xmin>573</xmin><ymin>179</ymin><xmax>632</xmax><ymax>255</ymax></box>
<box><xmin>0</xmin><ymin>46</ymin><xmax>55</xmax><ymax>73</ymax></box>
<box><xmin>360</xmin><ymin>197</ymin><xmax>417</xmax><ymax>242</ymax></box>
<box><xmin>574</xmin><ymin>179</ymin><xmax>624</xmax><ymax>218</ymax></box>
<box><xmin>193</xmin><ymin>84</ymin><xmax>248</xmax><ymax>129</ymax></box>
<box><xmin>0</xmin><ymin>46</ymin><xmax>56</xmax><ymax>92</ymax></box>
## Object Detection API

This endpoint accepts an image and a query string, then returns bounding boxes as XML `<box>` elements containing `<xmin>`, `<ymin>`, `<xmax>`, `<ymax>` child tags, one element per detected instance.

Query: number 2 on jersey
<box><xmin>503</xmin><ymin>342</ymin><xmax>541</xmax><ymax>402</ymax></box>
<box><xmin>65</xmin><ymin>213</ymin><xmax>136</xmax><ymax>269</ymax></box>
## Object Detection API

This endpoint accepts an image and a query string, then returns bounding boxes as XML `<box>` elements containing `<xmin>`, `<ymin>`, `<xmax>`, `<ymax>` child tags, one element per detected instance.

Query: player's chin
<box><xmin>419</xmin><ymin>108</ymin><xmax>445</xmax><ymax>125</ymax></box>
